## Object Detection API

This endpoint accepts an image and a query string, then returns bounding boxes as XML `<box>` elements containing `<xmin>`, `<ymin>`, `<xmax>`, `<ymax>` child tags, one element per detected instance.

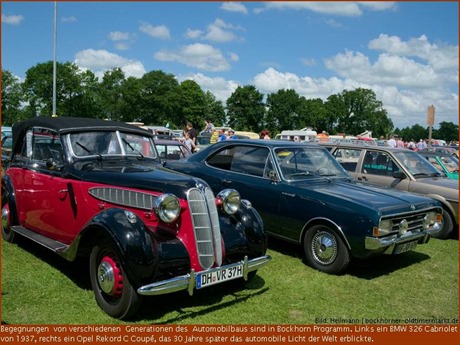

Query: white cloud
<box><xmin>326</xmin><ymin>34</ymin><xmax>458</xmax><ymax>91</ymax></box>
<box><xmin>108</xmin><ymin>31</ymin><xmax>135</xmax><ymax>51</ymax></box>
<box><xmin>186</xmin><ymin>18</ymin><xmax>244</xmax><ymax>43</ymax></box>
<box><xmin>204</xmin><ymin>18</ymin><xmax>244</xmax><ymax>43</ymax></box>
<box><xmin>185</xmin><ymin>28</ymin><xmax>203</xmax><ymax>39</ymax></box>
<box><xmin>249</xmin><ymin>66</ymin><xmax>457</xmax><ymax>129</ymax></box>
<box><xmin>154</xmin><ymin>43</ymin><xmax>231</xmax><ymax>72</ymax></box>
<box><xmin>254</xmin><ymin>1</ymin><xmax>397</xmax><ymax>16</ymax></box>
<box><xmin>255</xmin><ymin>2</ymin><xmax>363</xmax><ymax>16</ymax></box>
<box><xmin>359</xmin><ymin>2</ymin><xmax>398</xmax><ymax>11</ymax></box>
<box><xmin>178</xmin><ymin>73</ymin><xmax>239</xmax><ymax>102</ymax></box>
<box><xmin>228</xmin><ymin>52</ymin><xmax>239</xmax><ymax>62</ymax></box>
<box><xmin>1</xmin><ymin>14</ymin><xmax>24</xmax><ymax>25</ymax></box>
<box><xmin>369</xmin><ymin>34</ymin><xmax>459</xmax><ymax>71</ymax></box>
<box><xmin>109</xmin><ymin>31</ymin><xmax>130</xmax><ymax>41</ymax></box>
<box><xmin>74</xmin><ymin>49</ymin><xmax>146</xmax><ymax>79</ymax></box>
<box><xmin>300</xmin><ymin>58</ymin><xmax>316</xmax><ymax>67</ymax></box>
<box><xmin>220</xmin><ymin>2</ymin><xmax>248</xmax><ymax>15</ymax></box>
<box><xmin>139</xmin><ymin>22</ymin><xmax>170</xmax><ymax>39</ymax></box>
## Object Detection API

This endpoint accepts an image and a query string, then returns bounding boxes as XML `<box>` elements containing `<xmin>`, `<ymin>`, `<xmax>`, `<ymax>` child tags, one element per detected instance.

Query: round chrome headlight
<box><xmin>154</xmin><ymin>194</ymin><xmax>181</xmax><ymax>223</ymax></box>
<box><xmin>422</xmin><ymin>211</ymin><xmax>437</xmax><ymax>229</ymax></box>
<box><xmin>377</xmin><ymin>219</ymin><xmax>393</xmax><ymax>236</ymax></box>
<box><xmin>398</xmin><ymin>219</ymin><xmax>409</xmax><ymax>235</ymax></box>
<box><xmin>217</xmin><ymin>189</ymin><xmax>241</xmax><ymax>215</ymax></box>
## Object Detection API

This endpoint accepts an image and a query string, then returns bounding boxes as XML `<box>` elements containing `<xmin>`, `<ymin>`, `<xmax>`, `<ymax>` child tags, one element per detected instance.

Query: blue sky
<box><xmin>2</xmin><ymin>1</ymin><xmax>458</xmax><ymax>130</ymax></box>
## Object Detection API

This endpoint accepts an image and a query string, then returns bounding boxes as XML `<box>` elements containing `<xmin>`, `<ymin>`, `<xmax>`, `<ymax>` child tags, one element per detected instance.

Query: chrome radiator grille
<box><xmin>188</xmin><ymin>188</ymin><xmax>222</xmax><ymax>269</ymax></box>
<box><xmin>384</xmin><ymin>209</ymin><xmax>436</xmax><ymax>233</ymax></box>
<box><xmin>89</xmin><ymin>187</ymin><xmax>156</xmax><ymax>210</ymax></box>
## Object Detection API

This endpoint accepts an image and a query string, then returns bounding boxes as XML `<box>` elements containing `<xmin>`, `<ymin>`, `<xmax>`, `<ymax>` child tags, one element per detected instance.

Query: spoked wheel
<box><xmin>303</xmin><ymin>225</ymin><xmax>350</xmax><ymax>274</ymax></box>
<box><xmin>1</xmin><ymin>188</ymin><xmax>16</xmax><ymax>243</ymax></box>
<box><xmin>89</xmin><ymin>240</ymin><xmax>141</xmax><ymax>319</ymax></box>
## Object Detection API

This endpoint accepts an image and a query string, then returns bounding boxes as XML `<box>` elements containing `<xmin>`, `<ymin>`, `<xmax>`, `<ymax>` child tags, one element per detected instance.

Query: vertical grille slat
<box><xmin>188</xmin><ymin>188</ymin><xmax>222</xmax><ymax>269</ymax></box>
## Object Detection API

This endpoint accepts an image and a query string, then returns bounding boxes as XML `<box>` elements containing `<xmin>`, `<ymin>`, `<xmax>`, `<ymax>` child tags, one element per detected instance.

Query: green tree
<box><xmin>298</xmin><ymin>98</ymin><xmax>329</xmax><ymax>133</ymax></box>
<box><xmin>99</xmin><ymin>68</ymin><xmax>126</xmax><ymax>121</ymax></box>
<box><xmin>21</xmin><ymin>61</ymin><xmax>101</xmax><ymax>118</ymax></box>
<box><xmin>176</xmin><ymin>80</ymin><xmax>207</xmax><ymax>129</ymax></box>
<box><xmin>203</xmin><ymin>91</ymin><xmax>226</xmax><ymax>127</ymax></box>
<box><xmin>118</xmin><ymin>76</ymin><xmax>143</xmax><ymax>123</ymax></box>
<box><xmin>1</xmin><ymin>69</ymin><xmax>25</xmax><ymax>125</ymax></box>
<box><xmin>139</xmin><ymin>70</ymin><xmax>179</xmax><ymax>126</ymax></box>
<box><xmin>325</xmin><ymin>88</ymin><xmax>393</xmax><ymax>137</ymax></box>
<box><xmin>265</xmin><ymin>89</ymin><xmax>302</xmax><ymax>133</ymax></box>
<box><xmin>434</xmin><ymin>121</ymin><xmax>459</xmax><ymax>142</ymax></box>
<box><xmin>226</xmin><ymin>85</ymin><xmax>265</xmax><ymax>132</ymax></box>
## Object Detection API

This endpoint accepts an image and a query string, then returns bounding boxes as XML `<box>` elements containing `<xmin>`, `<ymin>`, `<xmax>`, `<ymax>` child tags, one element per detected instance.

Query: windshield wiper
<box><xmin>76</xmin><ymin>142</ymin><xmax>102</xmax><ymax>161</ymax></box>
<box><xmin>411</xmin><ymin>173</ymin><xmax>430</xmax><ymax>177</ymax></box>
<box><xmin>122</xmin><ymin>138</ymin><xmax>144</xmax><ymax>160</ymax></box>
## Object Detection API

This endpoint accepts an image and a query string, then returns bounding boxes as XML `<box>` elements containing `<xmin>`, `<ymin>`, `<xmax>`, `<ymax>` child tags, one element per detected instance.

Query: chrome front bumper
<box><xmin>137</xmin><ymin>255</ymin><xmax>271</xmax><ymax>296</ymax></box>
<box><xmin>365</xmin><ymin>227</ymin><xmax>440</xmax><ymax>253</ymax></box>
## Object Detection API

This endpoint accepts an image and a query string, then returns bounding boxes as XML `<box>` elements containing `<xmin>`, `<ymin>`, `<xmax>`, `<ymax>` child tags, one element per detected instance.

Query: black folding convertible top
<box><xmin>12</xmin><ymin>116</ymin><xmax>151</xmax><ymax>150</ymax></box>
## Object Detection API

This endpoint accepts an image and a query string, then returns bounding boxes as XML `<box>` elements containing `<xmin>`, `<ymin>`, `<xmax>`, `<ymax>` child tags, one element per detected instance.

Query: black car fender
<box><xmin>82</xmin><ymin>208</ymin><xmax>159</xmax><ymax>289</ymax></box>
<box><xmin>219</xmin><ymin>200</ymin><xmax>268</xmax><ymax>259</ymax></box>
<box><xmin>301</xmin><ymin>217</ymin><xmax>352</xmax><ymax>250</ymax></box>
<box><xmin>1</xmin><ymin>175</ymin><xmax>19</xmax><ymax>225</ymax></box>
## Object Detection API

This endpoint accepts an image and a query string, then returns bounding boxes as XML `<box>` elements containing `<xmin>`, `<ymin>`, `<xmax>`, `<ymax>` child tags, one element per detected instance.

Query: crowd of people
<box><xmin>385</xmin><ymin>135</ymin><xmax>458</xmax><ymax>151</ymax></box>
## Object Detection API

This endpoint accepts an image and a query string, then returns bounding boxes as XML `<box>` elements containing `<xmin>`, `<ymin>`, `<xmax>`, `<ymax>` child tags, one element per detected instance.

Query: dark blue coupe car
<box><xmin>166</xmin><ymin>139</ymin><xmax>444</xmax><ymax>274</ymax></box>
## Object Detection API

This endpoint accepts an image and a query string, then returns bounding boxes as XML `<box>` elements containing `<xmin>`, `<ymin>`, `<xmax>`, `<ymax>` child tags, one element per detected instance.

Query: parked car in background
<box><xmin>1</xmin><ymin>117</ymin><xmax>270</xmax><ymax>319</ymax></box>
<box><xmin>1</xmin><ymin>135</ymin><xmax>13</xmax><ymax>175</ymax></box>
<box><xmin>321</xmin><ymin>142</ymin><xmax>458</xmax><ymax>239</ymax></box>
<box><xmin>155</xmin><ymin>139</ymin><xmax>191</xmax><ymax>160</ymax></box>
<box><xmin>418</xmin><ymin>151</ymin><xmax>458</xmax><ymax>180</ymax></box>
<box><xmin>166</xmin><ymin>140</ymin><xmax>444</xmax><ymax>275</ymax></box>
<box><xmin>420</xmin><ymin>146</ymin><xmax>459</xmax><ymax>158</ymax></box>
<box><xmin>1</xmin><ymin>126</ymin><xmax>12</xmax><ymax>139</ymax></box>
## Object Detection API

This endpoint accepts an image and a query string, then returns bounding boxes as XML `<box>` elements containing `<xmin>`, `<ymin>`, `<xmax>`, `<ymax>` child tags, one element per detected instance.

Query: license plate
<box><xmin>196</xmin><ymin>264</ymin><xmax>243</xmax><ymax>289</ymax></box>
<box><xmin>393</xmin><ymin>240</ymin><xmax>417</xmax><ymax>254</ymax></box>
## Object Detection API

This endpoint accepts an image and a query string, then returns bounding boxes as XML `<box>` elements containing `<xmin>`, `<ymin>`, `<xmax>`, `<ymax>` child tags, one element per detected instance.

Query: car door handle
<box><xmin>222</xmin><ymin>179</ymin><xmax>232</xmax><ymax>186</ymax></box>
<box><xmin>357</xmin><ymin>176</ymin><xmax>367</xmax><ymax>181</ymax></box>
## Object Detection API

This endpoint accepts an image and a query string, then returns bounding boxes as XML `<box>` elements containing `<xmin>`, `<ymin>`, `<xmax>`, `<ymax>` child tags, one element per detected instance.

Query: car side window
<box><xmin>230</xmin><ymin>146</ymin><xmax>270</xmax><ymax>177</ymax></box>
<box><xmin>426</xmin><ymin>156</ymin><xmax>442</xmax><ymax>172</ymax></box>
<box><xmin>333</xmin><ymin>148</ymin><xmax>361</xmax><ymax>172</ymax></box>
<box><xmin>18</xmin><ymin>128</ymin><xmax>64</xmax><ymax>167</ymax></box>
<box><xmin>206</xmin><ymin>145</ymin><xmax>271</xmax><ymax>178</ymax></box>
<box><xmin>362</xmin><ymin>152</ymin><xmax>395</xmax><ymax>176</ymax></box>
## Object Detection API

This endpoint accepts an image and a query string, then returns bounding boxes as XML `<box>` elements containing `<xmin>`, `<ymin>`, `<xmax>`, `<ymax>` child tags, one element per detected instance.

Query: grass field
<box><xmin>1</xmin><ymin>234</ymin><xmax>458</xmax><ymax>324</ymax></box>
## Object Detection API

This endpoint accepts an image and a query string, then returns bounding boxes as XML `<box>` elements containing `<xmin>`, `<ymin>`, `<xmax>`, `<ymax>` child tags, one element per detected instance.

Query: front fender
<box><xmin>220</xmin><ymin>200</ymin><xmax>267</xmax><ymax>260</ymax></box>
<box><xmin>1</xmin><ymin>175</ymin><xmax>18</xmax><ymax>225</ymax></box>
<box><xmin>86</xmin><ymin>208</ymin><xmax>158</xmax><ymax>289</ymax></box>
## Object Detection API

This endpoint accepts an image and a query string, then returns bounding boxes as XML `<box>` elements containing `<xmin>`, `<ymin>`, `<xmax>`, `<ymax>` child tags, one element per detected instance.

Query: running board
<box><xmin>11</xmin><ymin>225</ymin><xmax>70</xmax><ymax>253</ymax></box>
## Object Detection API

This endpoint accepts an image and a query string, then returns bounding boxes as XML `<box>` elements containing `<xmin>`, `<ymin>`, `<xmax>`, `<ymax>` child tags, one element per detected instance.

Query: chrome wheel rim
<box><xmin>97</xmin><ymin>255</ymin><xmax>123</xmax><ymax>297</ymax></box>
<box><xmin>311</xmin><ymin>230</ymin><xmax>337</xmax><ymax>265</ymax></box>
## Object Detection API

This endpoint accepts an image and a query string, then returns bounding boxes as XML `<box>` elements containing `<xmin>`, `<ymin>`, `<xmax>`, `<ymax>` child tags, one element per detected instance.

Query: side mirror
<box><xmin>268</xmin><ymin>170</ymin><xmax>278</xmax><ymax>181</ymax></box>
<box><xmin>393</xmin><ymin>171</ymin><xmax>406</xmax><ymax>179</ymax></box>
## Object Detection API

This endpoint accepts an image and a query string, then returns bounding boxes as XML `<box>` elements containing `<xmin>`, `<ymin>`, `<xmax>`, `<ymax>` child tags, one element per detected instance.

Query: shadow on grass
<box><xmin>9</xmin><ymin>235</ymin><xmax>271</xmax><ymax>322</ymax></box>
<box><xmin>136</xmin><ymin>281</ymin><xmax>269</xmax><ymax>323</ymax></box>
<box><xmin>267</xmin><ymin>236</ymin><xmax>431</xmax><ymax>279</ymax></box>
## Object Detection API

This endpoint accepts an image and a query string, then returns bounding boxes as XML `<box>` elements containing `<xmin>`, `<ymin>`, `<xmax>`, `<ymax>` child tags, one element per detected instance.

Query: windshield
<box><xmin>68</xmin><ymin>131</ymin><xmax>158</xmax><ymax>159</ymax></box>
<box><xmin>274</xmin><ymin>146</ymin><xmax>349</xmax><ymax>180</ymax></box>
<box><xmin>394</xmin><ymin>151</ymin><xmax>442</xmax><ymax>177</ymax></box>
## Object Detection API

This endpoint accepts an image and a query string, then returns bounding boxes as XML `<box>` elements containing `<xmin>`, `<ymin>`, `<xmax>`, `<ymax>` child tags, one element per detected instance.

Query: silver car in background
<box><xmin>321</xmin><ymin>143</ymin><xmax>458</xmax><ymax>239</ymax></box>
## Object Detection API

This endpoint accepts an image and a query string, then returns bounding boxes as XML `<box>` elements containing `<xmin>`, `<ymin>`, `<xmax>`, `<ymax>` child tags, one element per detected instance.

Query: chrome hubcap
<box><xmin>98</xmin><ymin>259</ymin><xmax>115</xmax><ymax>294</ymax></box>
<box><xmin>311</xmin><ymin>231</ymin><xmax>337</xmax><ymax>264</ymax></box>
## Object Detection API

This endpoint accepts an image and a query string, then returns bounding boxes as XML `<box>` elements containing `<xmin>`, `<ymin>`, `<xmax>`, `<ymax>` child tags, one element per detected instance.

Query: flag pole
<box><xmin>52</xmin><ymin>1</ymin><xmax>57</xmax><ymax>117</ymax></box>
